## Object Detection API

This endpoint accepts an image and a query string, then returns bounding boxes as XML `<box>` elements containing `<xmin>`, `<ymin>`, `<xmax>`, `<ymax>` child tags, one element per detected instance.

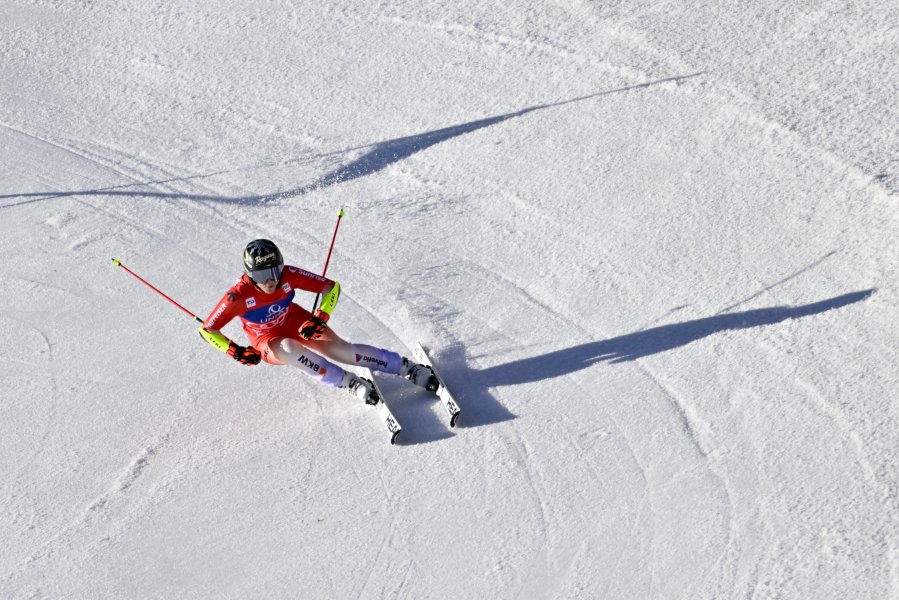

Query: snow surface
<box><xmin>1</xmin><ymin>1</ymin><xmax>897</xmax><ymax>598</ymax></box>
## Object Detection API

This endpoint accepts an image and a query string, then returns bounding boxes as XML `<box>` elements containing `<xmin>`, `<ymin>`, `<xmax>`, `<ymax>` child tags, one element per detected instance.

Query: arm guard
<box><xmin>318</xmin><ymin>280</ymin><xmax>340</xmax><ymax>317</ymax></box>
<box><xmin>198</xmin><ymin>327</ymin><xmax>232</xmax><ymax>353</ymax></box>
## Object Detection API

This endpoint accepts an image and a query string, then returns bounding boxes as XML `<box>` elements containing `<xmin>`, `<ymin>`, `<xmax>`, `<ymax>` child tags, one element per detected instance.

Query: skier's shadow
<box><xmin>447</xmin><ymin>289</ymin><xmax>874</xmax><ymax>427</ymax></box>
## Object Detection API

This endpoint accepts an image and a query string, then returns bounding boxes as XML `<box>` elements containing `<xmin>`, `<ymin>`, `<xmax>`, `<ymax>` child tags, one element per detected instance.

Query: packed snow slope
<box><xmin>1</xmin><ymin>1</ymin><xmax>897</xmax><ymax>598</ymax></box>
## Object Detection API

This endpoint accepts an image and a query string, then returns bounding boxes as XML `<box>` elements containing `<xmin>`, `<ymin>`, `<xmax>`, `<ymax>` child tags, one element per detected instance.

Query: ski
<box><xmin>410</xmin><ymin>342</ymin><xmax>461</xmax><ymax>427</ymax></box>
<box><xmin>362</xmin><ymin>368</ymin><xmax>402</xmax><ymax>444</ymax></box>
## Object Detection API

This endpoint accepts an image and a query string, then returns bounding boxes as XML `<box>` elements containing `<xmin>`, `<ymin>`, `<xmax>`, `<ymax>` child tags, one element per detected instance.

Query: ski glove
<box><xmin>199</xmin><ymin>327</ymin><xmax>260</xmax><ymax>365</ymax></box>
<box><xmin>227</xmin><ymin>341</ymin><xmax>261</xmax><ymax>365</ymax></box>
<box><xmin>300</xmin><ymin>311</ymin><xmax>329</xmax><ymax>340</ymax></box>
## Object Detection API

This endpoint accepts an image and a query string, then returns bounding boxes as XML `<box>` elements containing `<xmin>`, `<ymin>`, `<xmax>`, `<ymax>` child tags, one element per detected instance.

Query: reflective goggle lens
<box><xmin>248</xmin><ymin>265</ymin><xmax>283</xmax><ymax>284</ymax></box>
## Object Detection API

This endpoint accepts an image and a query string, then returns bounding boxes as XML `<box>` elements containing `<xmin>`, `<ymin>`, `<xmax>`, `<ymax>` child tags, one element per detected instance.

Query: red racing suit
<box><xmin>203</xmin><ymin>265</ymin><xmax>332</xmax><ymax>364</ymax></box>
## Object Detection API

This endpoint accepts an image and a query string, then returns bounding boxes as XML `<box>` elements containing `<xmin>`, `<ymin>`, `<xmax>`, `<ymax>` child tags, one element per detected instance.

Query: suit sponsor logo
<box><xmin>282</xmin><ymin>283</ymin><xmax>292</xmax><ymax>293</ymax></box>
<box><xmin>208</xmin><ymin>301</ymin><xmax>228</xmax><ymax>326</ymax></box>
<box><xmin>240</xmin><ymin>290</ymin><xmax>296</xmax><ymax>330</ymax></box>
<box><xmin>356</xmin><ymin>354</ymin><xmax>388</xmax><ymax>369</ymax></box>
<box><xmin>296</xmin><ymin>268</ymin><xmax>326</xmax><ymax>282</ymax></box>
<box><xmin>246</xmin><ymin>297</ymin><xmax>256</xmax><ymax>308</ymax></box>
<box><xmin>296</xmin><ymin>355</ymin><xmax>323</xmax><ymax>373</ymax></box>
<box><xmin>247</xmin><ymin>302</ymin><xmax>289</xmax><ymax>330</ymax></box>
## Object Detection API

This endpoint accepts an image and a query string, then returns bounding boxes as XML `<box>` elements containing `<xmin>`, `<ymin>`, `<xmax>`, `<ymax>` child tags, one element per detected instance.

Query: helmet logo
<box><xmin>255</xmin><ymin>252</ymin><xmax>276</xmax><ymax>265</ymax></box>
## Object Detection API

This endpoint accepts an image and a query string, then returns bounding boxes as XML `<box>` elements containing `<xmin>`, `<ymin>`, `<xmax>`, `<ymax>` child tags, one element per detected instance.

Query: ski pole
<box><xmin>112</xmin><ymin>259</ymin><xmax>241</xmax><ymax>355</ymax></box>
<box><xmin>111</xmin><ymin>258</ymin><xmax>203</xmax><ymax>323</ymax></box>
<box><xmin>321</xmin><ymin>208</ymin><xmax>346</xmax><ymax>278</ymax></box>
<box><xmin>312</xmin><ymin>208</ymin><xmax>346</xmax><ymax>312</ymax></box>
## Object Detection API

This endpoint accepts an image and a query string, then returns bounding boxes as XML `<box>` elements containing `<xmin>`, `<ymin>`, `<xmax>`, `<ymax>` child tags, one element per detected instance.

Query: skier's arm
<box><xmin>198</xmin><ymin>327</ymin><xmax>261</xmax><ymax>365</ymax></box>
<box><xmin>199</xmin><ymin>289</ymin><xmax>260</xmax><ymax>365</ymax></box>
<box><xmin>318</xmin><ymin>281</ymin><xmax>340</xmax><ymax>317</ymax></box>
<box><xmin>300</xmin><ymin>281</ymin><xmax>340</xmax><ymax>340</ymax></box>
<box><xmin>198</xmin><ymin>328</ymin><xmax>232</xmax><ymax>352</ymax></box>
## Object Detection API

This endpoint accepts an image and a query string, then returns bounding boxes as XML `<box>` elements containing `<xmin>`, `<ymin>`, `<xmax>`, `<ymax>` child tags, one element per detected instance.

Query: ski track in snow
<box><xmin>400</xmin><ymin>248</ymin><xmax>734</xmax><ymax>596</ymax></box>
<box><xmin>377</xmin><ymin>215</ymin><xmax>744</xmax><ymax>596</ymax></box>
<box><xmin>1</xmin><ymin>319</ymin><xmax>57</xmax><ymax>479</ymax></box>
<box><xmin>1</xmin><ymin>1</ymin><xmax>896</xmax><ymax>597</ymax></box>
<box><xmin>0</xmin><ymin>434</ymin><xmax>170</xmax><ymax>590</ymax></box>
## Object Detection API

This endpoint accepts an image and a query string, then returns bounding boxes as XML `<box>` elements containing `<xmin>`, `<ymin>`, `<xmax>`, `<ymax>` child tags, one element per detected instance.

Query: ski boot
<box><xmin>401</xmin><ymin>358</ymin><xmax>439</xmax><ymax>392</ymax></box>
<box><xmin>342</xmin><ymin>373</ymin><xmax>380</xmax><ymax>406</ymax></box>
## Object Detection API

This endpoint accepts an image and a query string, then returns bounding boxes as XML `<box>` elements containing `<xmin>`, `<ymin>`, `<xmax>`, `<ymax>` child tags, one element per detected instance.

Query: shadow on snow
<box><xmin>433</xmin><ymin>289</ymin><xmax>873</xmax><ymax>431</ymax></box>
<box><xmin>473</xmin><ymin>289</ymin><xmax>875</xmax><ymax>389</ymax></box>
<box><xmin>0</xmin><ymin>73</ymin><xmax>704</xmax><ymax>208</ymax></box>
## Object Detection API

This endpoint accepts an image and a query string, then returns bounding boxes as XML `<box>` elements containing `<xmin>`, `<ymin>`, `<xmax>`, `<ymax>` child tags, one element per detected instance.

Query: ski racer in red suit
<box><xmin>199</xmin><ymin>239</ymin><xmax>437</xmax><ymax>404</ymax></box>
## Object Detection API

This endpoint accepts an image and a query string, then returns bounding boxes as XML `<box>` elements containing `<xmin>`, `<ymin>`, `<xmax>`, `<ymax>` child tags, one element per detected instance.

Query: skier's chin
<box><xmin>258</xmin><ymin>282</ymin><xmax>278</xmax><ymax>294</ymax></box>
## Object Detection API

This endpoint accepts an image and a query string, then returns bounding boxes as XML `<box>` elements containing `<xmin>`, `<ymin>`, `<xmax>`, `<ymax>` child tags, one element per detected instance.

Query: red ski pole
<box><xmin>111</xmin><ymin>258</ymin><xmax>203</xmax><ymax>323</ymax></box>
<box><xmin>313</xmin><ymin>208</ymin><xmax>346</xmax><ymax>311</ymax></box>
<box><xmin>322</xmin><ymin>208</ymin><xmax>345</xmax><ymax>278</ymax></box>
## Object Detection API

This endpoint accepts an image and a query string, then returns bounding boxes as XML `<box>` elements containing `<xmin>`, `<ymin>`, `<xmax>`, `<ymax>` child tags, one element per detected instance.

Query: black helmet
<box><xmin>243</xmin><ymin>239</ymin><xmax>284</xmax><ymax>285</ymax></box>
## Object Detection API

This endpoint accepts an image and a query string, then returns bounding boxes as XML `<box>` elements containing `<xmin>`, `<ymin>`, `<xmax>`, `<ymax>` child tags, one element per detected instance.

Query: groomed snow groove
<box><xmin>1</xmin><ymin>1</ymin><xmax>897</xmax><ymax>598</ymax></box>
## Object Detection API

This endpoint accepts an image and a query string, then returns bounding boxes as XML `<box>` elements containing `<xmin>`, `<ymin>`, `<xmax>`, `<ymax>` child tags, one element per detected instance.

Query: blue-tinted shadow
<box><xmin>474</xmin><ymin>289</ymin><xmax>875</xmax><ymax>388</ymax></box>
<box><xmin>1</xmin><ymin>73</ymin><xmax>704</xmax><ymax>208</ymax></box>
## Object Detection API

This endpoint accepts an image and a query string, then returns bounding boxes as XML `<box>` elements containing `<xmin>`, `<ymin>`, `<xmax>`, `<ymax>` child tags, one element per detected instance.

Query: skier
<box><xmin>198</xmin><ymin>239</ymin><xmax>437</xmax><ymax>404</ymax></box>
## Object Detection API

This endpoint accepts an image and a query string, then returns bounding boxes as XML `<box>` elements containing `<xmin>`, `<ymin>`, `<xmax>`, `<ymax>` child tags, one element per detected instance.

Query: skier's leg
<box><xmin>263</xmin><ymin>336</ymin><xmax>378</xmax><ymax>403</ymax></box>
<box><xmin>304</xmin><ymin>328</ymin><xmax>405</xmax><ymax>375</ymax></box>
<box><xmin>305</xmin><ymin>328</ymin><xmax>438</xmax><ymax>391</ymax></box>
<box><xmin>266</xmin><ymin>337</ymin><xmax>346</xmax><ymax>387</ymax></box>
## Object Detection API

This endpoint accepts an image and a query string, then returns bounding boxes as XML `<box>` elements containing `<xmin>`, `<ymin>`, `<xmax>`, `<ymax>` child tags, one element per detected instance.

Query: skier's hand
<box><xmin>227</xmin><ymin>341</ymin><xmax>261</xmax><ymax>365</ymax></box>
<box><xmin>300</xmin><ymin>312</ymin><xmax>329</xmax><ymax>340</ymax></box>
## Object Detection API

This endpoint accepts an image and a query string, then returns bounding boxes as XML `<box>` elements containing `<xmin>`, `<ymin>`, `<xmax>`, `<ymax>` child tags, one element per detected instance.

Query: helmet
<box><xmin>243</xmin><ymin>239</ymin><xmax>284</xmax><ymax>285</ymax></box>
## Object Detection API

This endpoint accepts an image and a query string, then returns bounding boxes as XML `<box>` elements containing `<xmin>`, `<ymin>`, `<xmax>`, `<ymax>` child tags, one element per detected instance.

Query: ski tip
<box><xmin>390</xmin><ymin>431</ymin><xmax>400</xmax><ymax>445</ymax></box>
<box><xmin>449</xmin><ymin>413</ymin><xmax>460</xmax><ymax>428</ymax></box>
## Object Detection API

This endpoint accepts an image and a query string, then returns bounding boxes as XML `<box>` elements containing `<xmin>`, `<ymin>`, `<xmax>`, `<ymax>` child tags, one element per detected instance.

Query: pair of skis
<box><xmin>362</xmin><ymin>342</ymin><xmax>461</xmax><ymax>445</ymax></box>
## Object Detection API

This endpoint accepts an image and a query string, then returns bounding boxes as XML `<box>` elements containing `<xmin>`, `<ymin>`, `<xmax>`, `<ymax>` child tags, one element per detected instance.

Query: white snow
<box><xmin>1</xmin><ymin>1</ymin><xmax>897</xmax><ymax>598</ymax></box>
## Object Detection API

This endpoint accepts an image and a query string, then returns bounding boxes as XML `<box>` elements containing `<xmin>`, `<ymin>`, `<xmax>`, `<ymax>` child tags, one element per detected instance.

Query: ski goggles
<box><xmin>247</xmin><ymin>264</ymin><xmax>283</xmax><ymax>285</ymax></box>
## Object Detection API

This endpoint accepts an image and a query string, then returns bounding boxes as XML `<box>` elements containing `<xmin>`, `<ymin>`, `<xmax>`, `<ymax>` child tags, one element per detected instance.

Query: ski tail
<box><xmin>410</xmin><ymin>343</ymin><xmax>461</xmax><ymax>427</ymax></box>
